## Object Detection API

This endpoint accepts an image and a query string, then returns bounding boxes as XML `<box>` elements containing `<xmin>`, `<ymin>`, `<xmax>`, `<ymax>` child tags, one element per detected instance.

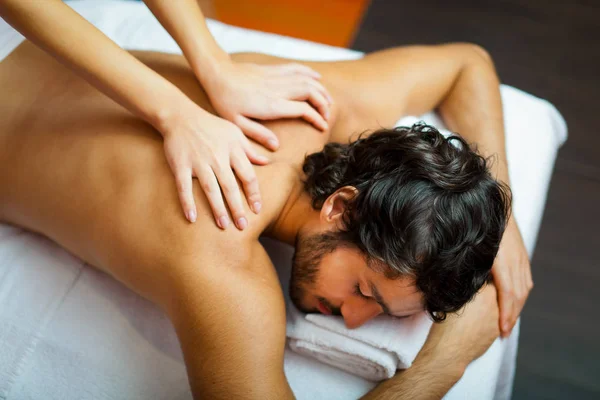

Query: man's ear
<box><xmin>320</xmin><ymin>186</ymin><xmax>358</xmax><ymax>225</ymax></box>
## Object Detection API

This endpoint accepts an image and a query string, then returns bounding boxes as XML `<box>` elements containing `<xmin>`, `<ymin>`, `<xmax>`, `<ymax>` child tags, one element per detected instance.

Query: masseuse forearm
<box><xmin>143</xmin><ymin>0</ymin><xmax>230</xmax><ymax>87</ymax></box>
<box><xmin>0</xmin><ymin>0</ymin><xmax>186</xmax><ymax>130</ymax></box>
<box><xmin>438</xmin><ymin>46</ymin><xmax>510</xmax><ymax>188</ymax></box>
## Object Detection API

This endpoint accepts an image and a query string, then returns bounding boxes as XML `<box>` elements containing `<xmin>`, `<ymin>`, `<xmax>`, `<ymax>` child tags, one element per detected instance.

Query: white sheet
<box><xmin>0</xmin><ymin>1</ymin><xmax>566</xmax><ymax>399</ymax></box>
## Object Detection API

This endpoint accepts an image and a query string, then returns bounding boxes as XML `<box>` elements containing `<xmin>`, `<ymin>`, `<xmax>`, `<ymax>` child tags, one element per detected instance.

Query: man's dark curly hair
<box><xmin>302</xmin><ymin>122</ymin><xmax>511</xmax><ymax>322</ymax></box>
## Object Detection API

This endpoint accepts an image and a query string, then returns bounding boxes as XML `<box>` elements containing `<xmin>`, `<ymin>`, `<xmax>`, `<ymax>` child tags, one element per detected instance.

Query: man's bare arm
<box><xmin>165</xmin><ymin>245</ymin><xmax>295</xmax><ymax>399</ymax></box>
<box><xmin>361</xmin><ymin>349</ymin><xmax>464</xmax><ymax>400</ymax></box>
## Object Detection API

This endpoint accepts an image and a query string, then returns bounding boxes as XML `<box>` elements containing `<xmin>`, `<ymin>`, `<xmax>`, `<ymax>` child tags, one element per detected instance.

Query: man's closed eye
<box><xmin>354</xmin><ymin>283</ymin><xmax>369</xmax><ymax>299</ymax></box>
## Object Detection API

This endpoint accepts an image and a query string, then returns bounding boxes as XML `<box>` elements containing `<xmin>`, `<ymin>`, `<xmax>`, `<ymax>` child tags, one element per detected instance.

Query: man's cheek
<box><xmin>318</xmin><ymin>269</ymin><xmax>353</xmax><ymax>297</ymax></box>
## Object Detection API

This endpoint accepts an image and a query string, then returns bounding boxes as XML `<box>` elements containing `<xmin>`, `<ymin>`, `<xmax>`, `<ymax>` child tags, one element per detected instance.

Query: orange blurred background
<box><xmin>200</xmin><ymin>0</ymin><xmax>371</xmax><ymax>47</ymax></box>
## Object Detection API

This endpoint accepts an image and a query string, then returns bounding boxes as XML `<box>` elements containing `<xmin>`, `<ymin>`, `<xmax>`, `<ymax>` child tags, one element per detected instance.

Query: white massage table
<box><xmin>0</xmin><ymin>1</ymin><xmax>567</xmax><ymax>399</ymax></box>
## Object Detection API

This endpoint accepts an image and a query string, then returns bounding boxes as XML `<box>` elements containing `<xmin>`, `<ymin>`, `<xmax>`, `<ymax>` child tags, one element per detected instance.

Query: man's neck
<box><xmin>264</xmin><ymin>181</ymin><xmax>315</xmax><ymax>247</ymax></box>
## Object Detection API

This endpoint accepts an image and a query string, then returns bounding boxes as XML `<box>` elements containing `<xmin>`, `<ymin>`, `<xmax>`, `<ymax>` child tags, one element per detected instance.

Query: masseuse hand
<box><xmin>166</xmin><ymin>58</ymin><xmax>331</xmax><ymax>229</ymax></box>
<box><xmin>202</xmin><ymin>59</ymin><xmax>332</xmax><ymax>151</ymax></box>
<box><xmin>165</xmin><ymin>60</ymin><xmax>331</xmax><ymax>230</ymax></box>
<box><xmin>161</xmin><ymin>98</ymin><xmax>270</xmax><ymax>230</ymax></box>
<box><xmin>491</xmin><ymin>217</ymin><xmax>533</xmax><ymax>337</ymax></box>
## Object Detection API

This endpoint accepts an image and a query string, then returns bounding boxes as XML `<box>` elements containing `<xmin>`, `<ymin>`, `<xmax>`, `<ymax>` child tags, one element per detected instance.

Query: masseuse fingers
<box><xmin>235</xmin><ymin>115</ymin><xmax>279</xmax><ymax>151</ymax></box>
<box><xmin>195</xmin><ymin>164</ymin><xmax>229</xmax><ymax>230</ymax></box>
<box><xmin>275</xmin><ymin>100</ymin><xmax>329</xmax><ymax>132</ymax></box>
<box><xmin>275</xmin><ymin>62</ymin><xmax>322</xmax><ymax>80</ymax></box>
<box><xmin>211</xmin><ymin>159</ymin><xmax>247</xmax><ymax>231</ymax></box>
<box><xmin>281</xmin><ymin>75</ymin><xmax>330</xmax><ymax>104</ymax></box>
<box><xmin>286</xmin><ymin>82</ymin><xmax>330</xmax><ymax>122</ymax></box>
<box><xmin>304</xmin><ymin>77</ymin><xmax>332</xmax><ymax>106</ymax></box>
<box><xmin>230</xmin><ymin>146</ymin><xmax>261</xmax><ymax>215</ymax></box>
<box><xmin>174</xmin><ymin>166</ymin><xmax>197</xmax><ymax>223</ymax></box>
<box><xmin>241</xmin><ymin>138</ymin><xmax>270</xmax><ymax>166</ymax></box>
<box><xmin>277</xmin><ymin>75</ymin><xmax>332</xmax><ymax>116</ymax></box>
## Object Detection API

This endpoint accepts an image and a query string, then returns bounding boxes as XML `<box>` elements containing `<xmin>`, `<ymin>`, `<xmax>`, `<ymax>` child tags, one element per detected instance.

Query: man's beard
<box><xmin>289</xmin><ymin>231</ymin><xmax>342</xmax><ymax>314</ymax></box>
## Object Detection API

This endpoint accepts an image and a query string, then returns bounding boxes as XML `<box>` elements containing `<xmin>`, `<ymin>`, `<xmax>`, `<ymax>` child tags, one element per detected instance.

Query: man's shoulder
<box><xmin>170</xmin><ymin>239</ymin><xmax>287</xmax><ymax>345</ymax></box>
<box><xmin>211</xmin><ymin>240</ymin><xmax>284</xmax><ymax>297</ymax></box>
<box><xmin>169</xmin><ymin>227</ymin><xmax>283</xmax><ymax>295</ymax></box>
<box><xmin>167</xmin><ymin>240</ymin><xmax>292</xmax><ymax>398</ymax></box>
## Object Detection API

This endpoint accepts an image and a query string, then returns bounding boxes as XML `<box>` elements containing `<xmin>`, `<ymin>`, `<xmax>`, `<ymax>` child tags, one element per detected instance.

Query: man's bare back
<box><xmin>0</xmin><ymin>41</ymin><xmax>317</xmax><ymax>295</ymax></box>
<box><xmin>0</xmin><ymin>41</ymin><xmax>391</xmax><ymax>397</ymax></box>
<box><xmin>0</xmin><ymin>40</ymin><xmax>506</xmax><ymax>398</ymax></box>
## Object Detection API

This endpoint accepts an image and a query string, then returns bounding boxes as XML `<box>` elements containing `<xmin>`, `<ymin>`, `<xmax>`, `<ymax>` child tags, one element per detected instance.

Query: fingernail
<box><xmin>253</xmin><ymin>202</ymin><xmax>262</xmax><ymax>214</ymax></box>
<box><xmin>218</xmin><ymin>216</ymin><xmax>229</xmax><ymax>229</ymax></box>
<box><xmin>188</xmin><ymin>210</ymin><xmax>196</xmax><ymax>223</ymax></box>
<box><xmin>237</xmin><ymin>217</ymin><xmax>248</xmax><ymax>230</ymax></box>
<box><xmin>268</xmin><ymin>139</ymin><xmax>279</xmax><ymax>150</ymax></box>
<box><xmin>325</xmin><ymin>109</ymin><xmax>330</xmax><ymax>120</ymax></box>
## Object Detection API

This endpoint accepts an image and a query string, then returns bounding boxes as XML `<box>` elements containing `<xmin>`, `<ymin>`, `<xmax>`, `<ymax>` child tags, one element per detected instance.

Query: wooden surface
<box><xmin>212</xmin><ymin>0</ymin><xmax>371</xmax><ymax>46</ymax></box>
<box><xmin>352</xmin><ymin>1</ymin><xmax>600</xmax><ymax>398</ymax></box>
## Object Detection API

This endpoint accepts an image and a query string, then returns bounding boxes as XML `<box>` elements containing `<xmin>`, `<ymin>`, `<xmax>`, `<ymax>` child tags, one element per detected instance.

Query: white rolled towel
<box><xmin>286</xmin><ymin>304</ymin><xmax>433</xmax><ymax>382</ymax></box>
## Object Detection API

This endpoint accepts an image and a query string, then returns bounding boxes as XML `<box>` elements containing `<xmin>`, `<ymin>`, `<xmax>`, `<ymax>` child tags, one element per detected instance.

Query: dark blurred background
<box><xmin>350</xmin><ymin>1</ymin><xmax>600</xmax><ymax>399</ymax></box>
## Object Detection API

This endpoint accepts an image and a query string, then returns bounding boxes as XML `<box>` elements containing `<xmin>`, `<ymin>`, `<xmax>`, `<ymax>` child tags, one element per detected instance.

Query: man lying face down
<box><xmin>290</xmin><ymin>123</ymin><xmax>510</xmax><ymax>328</ymax></box>
<box><xmin>0</xmin><ymin>41</ymin><xmax>527</xmax><ymax>399</ymax></box>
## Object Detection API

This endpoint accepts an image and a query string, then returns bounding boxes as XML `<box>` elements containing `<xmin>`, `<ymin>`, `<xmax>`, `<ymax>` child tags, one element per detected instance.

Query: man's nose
<box><xmin>341</xmin><ymin>297</ymin><xmax>382</xmax><ymax>329</ymax></box>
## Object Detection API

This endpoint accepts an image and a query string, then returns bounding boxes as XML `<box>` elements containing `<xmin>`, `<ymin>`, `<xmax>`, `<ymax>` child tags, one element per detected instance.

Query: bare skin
<box><xmin>0</xmin><ymin>41</ymin><xmax>512</xmax><ymax>398</ymax></box>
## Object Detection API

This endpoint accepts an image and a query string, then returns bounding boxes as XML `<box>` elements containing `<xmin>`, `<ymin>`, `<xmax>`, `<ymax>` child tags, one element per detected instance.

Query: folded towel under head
<box><xmin>286</xmin><ymin>303</ymin><xmax>433</xmax><ymax>381</ymax></box>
